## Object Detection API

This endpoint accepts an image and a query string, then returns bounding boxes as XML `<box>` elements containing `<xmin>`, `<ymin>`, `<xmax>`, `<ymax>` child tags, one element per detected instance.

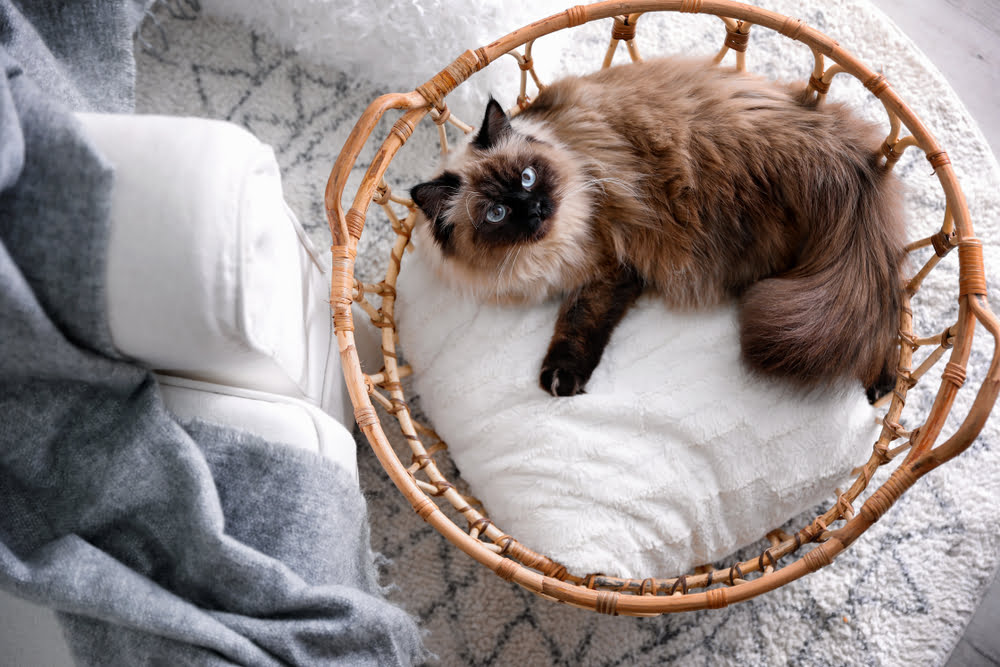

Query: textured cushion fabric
<box><xmin>74</xmin><ymin>112</ymin><xmax>348</xmax><ymax>424</ymax></box>
<box><xmin>157</xmin><ymin>375</ymin><xmax>358</xmax><ymax>480</ymax></box>
<box><xmin>396</xmin><ymin>245</ymin><xmax>880</xmax><ymax>578</ymax></box>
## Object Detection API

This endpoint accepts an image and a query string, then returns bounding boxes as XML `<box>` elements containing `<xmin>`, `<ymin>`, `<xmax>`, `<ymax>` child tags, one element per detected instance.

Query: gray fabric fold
<box><xmin>0</xmin><ymin>1</ymin><xmax>424</xmax><ymax>664</ymax></box>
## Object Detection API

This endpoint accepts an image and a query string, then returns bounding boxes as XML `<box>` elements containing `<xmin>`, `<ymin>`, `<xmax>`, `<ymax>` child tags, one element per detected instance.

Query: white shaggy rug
<box><xmin>135</xmin><ymin>1</ymin><xmax>1000</xmax><ymax>664</ymax></box>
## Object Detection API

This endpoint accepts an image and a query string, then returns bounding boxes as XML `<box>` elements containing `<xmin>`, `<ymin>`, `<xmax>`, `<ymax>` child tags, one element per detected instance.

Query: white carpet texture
<box><xmin>136</xmin><ymin>1</ymin><xmax>1000</xmax><ymax>665</ymax></box>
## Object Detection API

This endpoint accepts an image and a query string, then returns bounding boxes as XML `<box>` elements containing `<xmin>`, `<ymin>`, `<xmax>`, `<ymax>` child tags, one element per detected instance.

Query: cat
<box><xmin>410</xmin><ymin>57</ymin><xmax>906</xmax><ymax>402</ymax></box>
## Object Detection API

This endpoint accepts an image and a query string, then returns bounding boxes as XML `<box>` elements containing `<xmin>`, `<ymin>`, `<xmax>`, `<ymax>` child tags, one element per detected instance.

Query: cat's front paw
<box><xmin>539</xmin><ymin>364</ymin><xmax>588</xmax><ymax>397</ymax></box>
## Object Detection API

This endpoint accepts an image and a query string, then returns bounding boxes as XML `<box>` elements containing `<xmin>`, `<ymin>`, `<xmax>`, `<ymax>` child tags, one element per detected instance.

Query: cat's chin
<box><xmin>463</xmin><ymin>270</ymin><xmax>561</xmax><ymax>306</ymax></box>
<box><xmin>460</xmin><ymin>268</ymin><xmax>559</xmax><ymax>305</ymax></box>
<box><xmin>527</xmin><ymin>218</ymin><xmax>553</xmax><ymax>243</ymax></box>
<box><xmin>412</xmin><ymin>230</ymin><xmax>552</xmax><ymax>304</ymax></box>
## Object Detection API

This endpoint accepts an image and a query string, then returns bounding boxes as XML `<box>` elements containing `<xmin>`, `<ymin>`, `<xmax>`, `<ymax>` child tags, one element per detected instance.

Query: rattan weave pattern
<box><xmin>324</xmin><ymin>1</ymin><xmax>1000</xmax><ymax>616</ymax></box>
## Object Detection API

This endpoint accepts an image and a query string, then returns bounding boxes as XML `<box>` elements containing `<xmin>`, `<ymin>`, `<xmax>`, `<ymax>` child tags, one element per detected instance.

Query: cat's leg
<box><xmin>540</xmin><ymin>263</ymin><xmax>644</xmax><ymax>397</ymax></box>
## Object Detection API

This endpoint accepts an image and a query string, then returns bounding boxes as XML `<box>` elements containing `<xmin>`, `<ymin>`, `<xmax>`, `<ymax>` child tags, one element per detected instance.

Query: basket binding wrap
<box><xmin>324</xmin><ymin>1</ymin><xmax>1000</xmax><ymax>616</ymax></box>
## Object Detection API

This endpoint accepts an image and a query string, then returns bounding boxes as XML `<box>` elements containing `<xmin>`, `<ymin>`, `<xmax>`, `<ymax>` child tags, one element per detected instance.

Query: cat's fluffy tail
<box><xmin>738</xmin><ymin>165</ymin><xmax>906</xmax><ymax>399</ymax></box>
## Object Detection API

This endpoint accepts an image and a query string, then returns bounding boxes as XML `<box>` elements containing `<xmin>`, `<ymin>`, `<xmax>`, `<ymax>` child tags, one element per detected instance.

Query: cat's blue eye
<box><xmin>486</xmin><ymin>204</ymin><xmax>507</xmax><ymax>223</ymax></box>
<box><xmin>521</xmin><ymin>166</ymin><xmax>536</xmax><ymax>190</ymax></box>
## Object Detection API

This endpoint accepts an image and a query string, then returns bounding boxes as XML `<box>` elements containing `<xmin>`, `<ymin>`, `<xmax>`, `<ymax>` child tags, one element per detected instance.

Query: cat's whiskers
<box><xmin>557</xmin><ymin>177</ymin><xmax>661</xmax><ymax>232</ymax></box>
<box><xmin>593</xmin><ymin>176</ymin><xmax>646</xmax><ymax>201</ymax></box>
<box><xmin>492</xmin><ymin>251</ymin><xmax>508</xmax><ymax>301</ymax></box>
<box><xmin>506</xmin><ymin>246</ymin><xmax>523</xmax><ymax>294</ymax></box>
<box><xmin>494</xmin><ymin>244</ymin><xmax>524</xmax><ymax>301</ymax></box>
<box><xmin>560</xmin><ymin>176</ymin><xmax>641</xmax><ymax>202</ymax></box>
<box><xmin>465</xmin><ymin>195</ymin><xmax>480</xmax><ymax>230</ymax></box>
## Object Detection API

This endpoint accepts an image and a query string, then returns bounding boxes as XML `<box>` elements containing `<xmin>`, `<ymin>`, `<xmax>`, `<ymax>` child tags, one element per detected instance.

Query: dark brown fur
<box><xmin>411</xmin><ymin>57</ymin><xmax>906</xmax><ymax>400</ymax></box>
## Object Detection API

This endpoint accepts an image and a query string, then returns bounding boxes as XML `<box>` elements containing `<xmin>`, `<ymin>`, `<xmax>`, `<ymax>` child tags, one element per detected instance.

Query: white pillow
<box><xmin>157</xmin><ymin>375</ymin><xmax>358</xmax><ymax>480</ymax></box>
<box><xmin>76</xmin><ymin>113</ymin><xmax>348</xmax><ymax>424</ymax></box>
<box><xmin>396</xmin><ymin>245</ymin><xmax>879</xmax><ymax>578</ymax></box>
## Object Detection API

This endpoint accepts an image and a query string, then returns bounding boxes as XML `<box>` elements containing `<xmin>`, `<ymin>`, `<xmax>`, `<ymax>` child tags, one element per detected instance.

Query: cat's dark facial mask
<box><xmin>411</xmin><ymin>99</ymin><xmax>558</xmax><ymax>253</ymax></box>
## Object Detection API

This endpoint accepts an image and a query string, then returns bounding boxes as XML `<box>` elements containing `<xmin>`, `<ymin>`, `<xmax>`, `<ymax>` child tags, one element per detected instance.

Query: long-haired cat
<box><xmin>411</xmin><ymin>57</ymin><xmax>906</xmax><ymax>401</ymax></box>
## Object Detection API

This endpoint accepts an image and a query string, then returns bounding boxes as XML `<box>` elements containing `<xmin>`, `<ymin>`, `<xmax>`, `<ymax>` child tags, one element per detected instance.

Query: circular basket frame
<box><xmin>324</xmin><ymin>0</ymin><xmax>1000</xmax><ymax>616</ymax></box>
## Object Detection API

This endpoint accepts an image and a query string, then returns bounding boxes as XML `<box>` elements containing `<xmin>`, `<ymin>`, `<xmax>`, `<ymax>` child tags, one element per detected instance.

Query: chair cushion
<box><xmin>76</xmin><ymin>113</ymin><xmax>347</xmax><ymax>424</ymax></box>
<box><xmin>157</xmin><ymin>375</ymin><xmax>357</xmax><ymax>480</ymax></box>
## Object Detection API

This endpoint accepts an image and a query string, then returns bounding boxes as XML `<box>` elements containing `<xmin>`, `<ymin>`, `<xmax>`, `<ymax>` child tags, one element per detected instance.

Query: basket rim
<box><xmin>324</xmin><ymin>0</ymin><xmax>1000</xmax><ymax>616</ymax></box>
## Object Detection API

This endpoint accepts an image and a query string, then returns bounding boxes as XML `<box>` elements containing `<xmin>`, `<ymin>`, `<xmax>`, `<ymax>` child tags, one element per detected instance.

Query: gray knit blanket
<box><xmin>0</xmin><ymin>2</ymin><xmax>424</xmax><ymax>664</ymax></box>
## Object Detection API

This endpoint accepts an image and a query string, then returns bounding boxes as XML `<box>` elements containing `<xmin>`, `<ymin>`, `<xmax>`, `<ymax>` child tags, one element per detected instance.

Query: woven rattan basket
<box><xmin>324</xmin><ymin>1</ymin><xmax>1000</xmax><ymax>616</ymax></box>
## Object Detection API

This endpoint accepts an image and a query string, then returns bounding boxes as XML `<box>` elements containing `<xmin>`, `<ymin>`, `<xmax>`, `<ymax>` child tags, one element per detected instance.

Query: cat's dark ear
<box><xmin>472</xmin><ymin>97</ymin><xmax>512</xmax><ymax>150</ymax></box>
<box><xmin>411</xmin><ymin>171</ymin><xmax>461</xmax><ymax>251</ymax></box>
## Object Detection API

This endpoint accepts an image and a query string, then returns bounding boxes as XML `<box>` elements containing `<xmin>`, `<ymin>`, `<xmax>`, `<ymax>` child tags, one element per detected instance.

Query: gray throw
<box><xmin>0</xmin><ymin>1</ymin><xmax>425</xmax><ymax>664</ymax></box>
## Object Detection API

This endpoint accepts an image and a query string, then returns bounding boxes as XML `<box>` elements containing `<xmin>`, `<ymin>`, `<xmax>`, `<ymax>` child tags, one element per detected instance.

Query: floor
<box><xmin>871</xmin><ymin>0</ymin><xmax>1000</xmax><ymax>155</ymax></box>
<box><xmin>866</xmin><ymin>3</ymin><xmax>1000</xmax><ymax>665</ymax></box>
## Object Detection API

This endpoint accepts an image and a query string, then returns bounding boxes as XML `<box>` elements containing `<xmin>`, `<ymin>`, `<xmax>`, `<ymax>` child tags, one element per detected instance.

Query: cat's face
<box><xmin>413</xmin><ymin>99</ymin><xmax>560</xmax><ymax>252</ymax></box>
<box><xmin>411</xmin><ymin>100</ymin><xmax>595</xmax><ymax>302</ymax></box>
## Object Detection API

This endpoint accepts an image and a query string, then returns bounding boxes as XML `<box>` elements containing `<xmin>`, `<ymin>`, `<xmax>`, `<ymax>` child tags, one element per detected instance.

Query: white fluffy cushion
<box><xmin>76</xmin><ymin>113</ymin><xmax>348</xmax><ymax>424</ymax></box>
<box><xmin>396</xmin><ymin>246</ymin><xmax>880</xmax><ymax>577</ymax></box>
